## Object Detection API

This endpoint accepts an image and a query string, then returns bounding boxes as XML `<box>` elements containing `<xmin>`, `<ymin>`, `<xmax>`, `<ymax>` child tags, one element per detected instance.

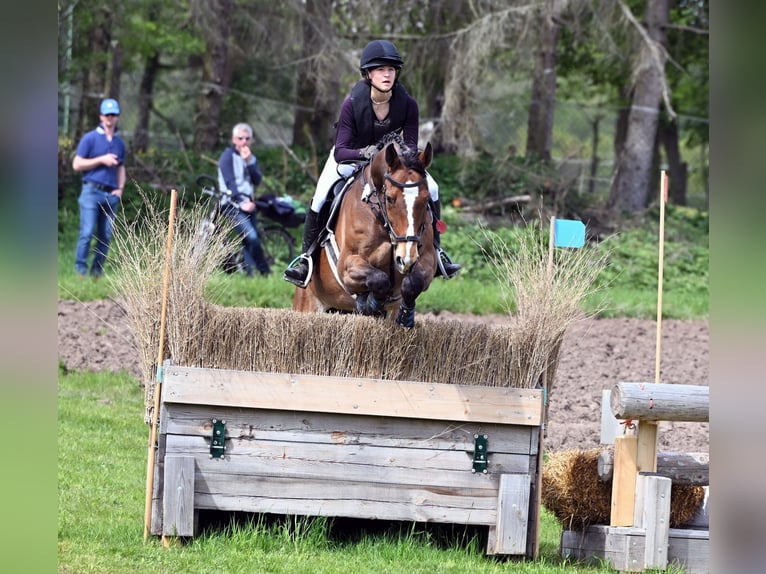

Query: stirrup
<box><xmin>283</xmin><ymin>253</ymin><xmax>313</xmax><ymax>288</ymax></box>
<box><xmin>436</xmin><ymin>248</ymin><xmax>461</xmax><ymax>279</ymax></box>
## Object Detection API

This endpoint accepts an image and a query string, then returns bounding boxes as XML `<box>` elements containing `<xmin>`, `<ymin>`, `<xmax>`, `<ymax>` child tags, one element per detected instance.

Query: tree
<box><xmin>525</xmin><ymin>0</ymin><xmax>565</xmax><ymax>162</ymax></box>
<box><xmin>191</xmin><ymin>0</ymin><xmax>233</xmax><ymax>153</ymax></box>
<box><xmin>607</xmin><ymin>0</ymin><xmax>670</xmax><ymax>214</ymax></box>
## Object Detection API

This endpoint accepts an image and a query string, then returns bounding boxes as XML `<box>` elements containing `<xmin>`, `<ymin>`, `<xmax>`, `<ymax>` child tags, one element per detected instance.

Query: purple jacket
<box><xmin>334</xmin><ymin>80</ymin><xmax>419</xmax><ymax>163</ymax></box>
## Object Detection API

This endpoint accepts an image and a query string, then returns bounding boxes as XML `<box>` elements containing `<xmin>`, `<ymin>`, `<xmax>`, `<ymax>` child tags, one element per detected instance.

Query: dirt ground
<box><xmin>57</xmin><ymin>299</ymin><xmax>709</xmax><ymax>453</ymax></box>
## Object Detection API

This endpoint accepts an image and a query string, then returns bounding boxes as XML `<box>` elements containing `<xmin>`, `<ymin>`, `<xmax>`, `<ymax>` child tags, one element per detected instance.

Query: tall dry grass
<box><xmin>107</xmin><ymin>190</ymin><xmax>235</xmax><ymax>418</ymax></box>
<box><xmin>109</xmin><ymin>199</ymin><xmax>609</xmax><ymax>421</ymax></box>
<box><xmin>480</xmin><ymin>222</ymin><xmax>609</xmax><ymax>393</ymax></box>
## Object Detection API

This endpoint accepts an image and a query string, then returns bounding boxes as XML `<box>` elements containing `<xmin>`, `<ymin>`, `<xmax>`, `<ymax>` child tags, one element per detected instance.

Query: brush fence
<box><xmin>150</xmin><ymin>363</ymin><xmax>544</xmax><ymax>556</ymax></box>
<box><xmin>561</xmin><ymin>382</ymin><xmax>710</xmax><ymax>574</ymax></box>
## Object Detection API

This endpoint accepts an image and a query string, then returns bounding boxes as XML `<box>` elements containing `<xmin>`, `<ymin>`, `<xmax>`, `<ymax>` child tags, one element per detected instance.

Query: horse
<box><xmin>293</xmin><ymin>138</ymin><xmax>437</xmax><ymax>327</ymax></box>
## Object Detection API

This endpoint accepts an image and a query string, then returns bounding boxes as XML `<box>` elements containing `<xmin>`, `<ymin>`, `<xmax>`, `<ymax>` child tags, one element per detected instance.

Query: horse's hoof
<box><xmin>395</xmin><ymin>306</ymin><xmax>415</xmax><ymax>328</ymax></box>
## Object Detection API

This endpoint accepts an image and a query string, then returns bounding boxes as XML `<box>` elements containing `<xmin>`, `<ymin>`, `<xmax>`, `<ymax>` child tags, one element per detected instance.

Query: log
<box><xmin>610</xmin><ymin>382</ymin><xmax>709</xmax><ymax>422</ymax></box>
<box><xmin>598</xmin><ymin>449</ymin><xmax>709</xmax><ymax>485</ymax></box>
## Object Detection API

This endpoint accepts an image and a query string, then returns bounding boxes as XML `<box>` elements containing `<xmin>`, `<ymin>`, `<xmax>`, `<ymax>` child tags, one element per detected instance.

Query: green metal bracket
<box><xmin>210</xmin><ymin>418</ymin><xmax>226</xmax><ymax>459</ymax></box>
<box><xmin>472</xmin><ymin>434</ymin><xmax>488</xmax><ymax>474</ymax></box>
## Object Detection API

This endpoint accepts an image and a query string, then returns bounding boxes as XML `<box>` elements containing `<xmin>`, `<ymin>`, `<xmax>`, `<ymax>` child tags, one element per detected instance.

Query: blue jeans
<box><xmin>225</xmin><ymin>207</ymin><xmax>270</xmax><ymax>275</ymax></box>
<box><xmin>75</xmin><ymin>182</ymin><xmax>120</xmax><ymax>277</ymax></box>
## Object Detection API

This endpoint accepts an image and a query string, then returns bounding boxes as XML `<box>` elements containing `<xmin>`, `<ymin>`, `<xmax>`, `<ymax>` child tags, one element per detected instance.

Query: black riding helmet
<box><xmin>359</xmin><ymin>39</ymin><xmax>404</xmax><ymax>77</ymax></box>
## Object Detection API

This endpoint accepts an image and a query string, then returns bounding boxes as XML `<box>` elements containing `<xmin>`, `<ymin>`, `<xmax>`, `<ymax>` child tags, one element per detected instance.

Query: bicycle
<box><xmin>195</xmin><ymin>174</ymin><xmax>303</xmax><ymax>274</ymax></box>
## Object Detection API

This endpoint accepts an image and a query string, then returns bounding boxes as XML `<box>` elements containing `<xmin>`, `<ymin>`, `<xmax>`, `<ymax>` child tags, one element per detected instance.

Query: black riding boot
<box><xmin>283</xmin><ymin>210</ymin><xmax>322</xmax><ymax>288</ymax></box>
<box><xmin>432</xmin><ymin>200</ymin><xmax>461</xmax><ymax>279</ymax></box>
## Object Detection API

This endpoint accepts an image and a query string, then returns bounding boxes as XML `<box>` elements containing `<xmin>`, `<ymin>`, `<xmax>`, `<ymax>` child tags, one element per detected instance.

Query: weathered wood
<box><xmin>164</xmin><ymin>433</ymin><xmax>534</xmax><ymax>490</ymax></box>
<box><xmin>487</xmin><ymin>474</ymin><xmax>530</xmax><ymax>555</ymax></box>
<box><xmin>162</xmin><ymin>456</ymin><xmax>195</xmax><ymax>537</ymax></box>
<box><xmin>598</xmin><ymin>449</ymin><xmax>709</xmax><ymax>485</ymax></box>
<box><xmin>561</xmin><ymin>525</ymin><xmax>710</xmax><ymax>574</ymax></box>
<box><xmin>152</xmin><ymin>365</ymin><xmax>544</xmax><ymax>556</ymax></box>
<box><xmin>195</xmin><ymin>476</ymin><xmax>499</xmax><ymax>524</ymax></box>
<box><xmin>634</xmin><ymin>473</ymin><xmax>671</xmax><ymax>570</ymax></box>
<box><xmin>610</xmin><ymin>382</ymin><xmax>709</xmax><ymax>422</ymax></box>
<box><xmin>162</xmin><ymin>367</ymin><xmax>543</xmax><ymax>426</ymax></box>
<box><xmin>163</xmin><ymin>404</ymin><xmax>539</xmax><ymax>455</ymax></box>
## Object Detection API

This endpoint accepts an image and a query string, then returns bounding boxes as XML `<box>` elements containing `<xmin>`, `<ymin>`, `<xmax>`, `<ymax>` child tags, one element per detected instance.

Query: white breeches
<box><xmin>310</xmin><ymin>147</ymin><xmax>439</xmax><ymax>213</ymax></box>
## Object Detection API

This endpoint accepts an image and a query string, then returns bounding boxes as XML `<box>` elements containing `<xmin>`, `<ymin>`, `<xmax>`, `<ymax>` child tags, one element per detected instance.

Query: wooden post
<box><xmin>162</xmin><ymin>456</ymin><xmax>195</xmax><ymax>538</ymax></box>
<box><xmin>634</xmin><ymin>473</ymin><xmax>672</xmax><ymax>570</ymax></box>
<box><xmin>610</xmin><ymin>435</ymin><xmax>638</xmax><ymax>526</ymax></box>
<box><xmin>143</xmin><ymin>189</ymin><xmax>178</xmax><ymax>541</ymax></box>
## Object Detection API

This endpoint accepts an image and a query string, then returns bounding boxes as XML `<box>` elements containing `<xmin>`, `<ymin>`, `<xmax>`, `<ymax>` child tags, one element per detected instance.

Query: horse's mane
<box><xmin>376</xmin><ymin>132</ymin><xmax>426</xmax><ymax>176</ymax></box>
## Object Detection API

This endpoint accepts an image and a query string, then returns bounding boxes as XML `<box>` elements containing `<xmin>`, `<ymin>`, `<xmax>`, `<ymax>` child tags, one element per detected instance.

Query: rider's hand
<box><xmin>359</xmin><ymin>145</ymin><xmax>377</xmax><ymax>160</ymax></box>
<box><xmin>239</xmin><ymin>200</ymin><xmax>256</xmax><ymax>213</ymax></box>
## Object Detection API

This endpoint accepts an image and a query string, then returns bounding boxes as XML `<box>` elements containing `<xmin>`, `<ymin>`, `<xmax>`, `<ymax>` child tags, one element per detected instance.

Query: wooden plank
<box><xmin>164</xmin><ymin>434</ymin><xmax>532</xmax><ymax>490</ymax></box>
<box><xmin>561</xmin><ymin>525</ymin><xmax>646</xmax><ymax>572</ymax></box>
<box><xmin>487</xmin><ymin>474</ymin><xmax>530</xmax><ymax>556</ymax></box>
<box><xmin>611</xmin><ymin>382</ymin><xmax>709</xmax><ymax>422</ymax></box>
<box><xmin>668</xmin><ymin>528</ymin><xmax>710</xmax><ymax>574</ymax></box>
<box><xmin>162</xmin><ymin>367</ymin><xmax>543</xmax><ymax>426</ymax></box>
<box><xmin>598</xmin><ymin>449</ymin><xmax>709</xmax><ymax>485</ymax></box>
<box><xmin>610</xmin><ymin>435</ymin><xmax>638</xmax><ymax>526</ymax></box>
<box><xmin>162</xmin><ymin>456</ymin><xmax>195</xmax><ymax>537</ymax></box>
<box><xmin>162</xmin><ymin>404</ymin><xmax>539</xmax><ymax>455</ymax></box>
<box><xmin>637</xmin><ymin>421</ymin><xmax>658</xmax><ymax>474</ymax></box>
<box><xmin>600</xmin><ymin>389</ymin><xmax>622</xmax><ymax>445</ymax></box>
<box><xmin>193</xmin><ymin>476</ymin><xmax>498</xmax><ymax>525</ymax></box>
<box><xmin>562</xmin><ymin>526</ymin><xmax>709</xmax><ymax>574</ymax></box>
<box><xmin>634</xmin><ymin>473</ymin><xmax>671</xmax><ymax>570</ymax></box>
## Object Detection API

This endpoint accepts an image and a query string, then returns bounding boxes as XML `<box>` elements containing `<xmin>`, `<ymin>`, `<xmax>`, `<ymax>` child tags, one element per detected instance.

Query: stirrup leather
<box><xmin>283</xmin><ymin>253</ymin><xmax>314</xmax><ymax>288</ymax></box>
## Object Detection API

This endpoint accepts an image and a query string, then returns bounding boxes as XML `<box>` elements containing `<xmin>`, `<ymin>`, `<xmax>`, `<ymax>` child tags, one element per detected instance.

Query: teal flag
<box><xmin>554</xmin><ymin>219</ymin><xmax>585</xmax><ymax>248</ymax></box>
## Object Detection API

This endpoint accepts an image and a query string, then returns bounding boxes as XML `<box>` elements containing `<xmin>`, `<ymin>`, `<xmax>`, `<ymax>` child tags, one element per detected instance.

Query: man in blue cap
<box><xmin>72</xmin><ymin>98</ymin><xmax>126</xmax><ymax>278</ymax></box>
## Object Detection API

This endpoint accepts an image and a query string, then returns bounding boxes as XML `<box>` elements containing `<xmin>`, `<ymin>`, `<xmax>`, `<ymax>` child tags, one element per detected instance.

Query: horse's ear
<box><xmin>385</xmin><ymin>142</ymin><xmax>400</xmax><ymax>168</ymax></box>
<box><xmin>419</xmin><ymin>142</ymin><xmax>433</xmax><ymax>169</ymax></box>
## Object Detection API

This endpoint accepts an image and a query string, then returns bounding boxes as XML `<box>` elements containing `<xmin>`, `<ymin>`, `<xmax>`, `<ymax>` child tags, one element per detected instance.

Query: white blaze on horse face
<box><xmin>395</xmin><ymin>184</ymin><xmax>420</xmax><ymax>273</ymax></box>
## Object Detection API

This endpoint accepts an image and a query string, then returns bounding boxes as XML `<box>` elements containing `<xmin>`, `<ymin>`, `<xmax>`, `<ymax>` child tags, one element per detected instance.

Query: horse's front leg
<box><xmin>396</xmin><ymin>265</ymin><xmax>430</xmax><ymax>328</ymax></box>
<box><xmin>342</xmin><ymin>255</ymin><xmax>391</xmax><ymax>317</ymax></box>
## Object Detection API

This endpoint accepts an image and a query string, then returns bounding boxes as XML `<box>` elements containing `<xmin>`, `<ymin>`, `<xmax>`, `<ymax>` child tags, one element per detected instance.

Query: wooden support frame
<box><xmin>150</xmin><ymin>366</ymin><xmax>545</xmax><ymax>557</ymax></box>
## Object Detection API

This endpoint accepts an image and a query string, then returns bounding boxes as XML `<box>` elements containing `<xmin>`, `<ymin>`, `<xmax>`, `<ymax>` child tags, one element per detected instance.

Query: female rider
<box><xmin>283</xmin><ymin>39</ymin><xmax>461</xmax><ymax>288</ymax></box>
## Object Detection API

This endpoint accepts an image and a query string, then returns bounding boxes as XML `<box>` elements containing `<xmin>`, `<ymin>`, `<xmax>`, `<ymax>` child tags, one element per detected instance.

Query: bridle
<box><xmin>363</xmin><ymin>164</ymin><xmax>428</xmax><ymax>248</ymax></box>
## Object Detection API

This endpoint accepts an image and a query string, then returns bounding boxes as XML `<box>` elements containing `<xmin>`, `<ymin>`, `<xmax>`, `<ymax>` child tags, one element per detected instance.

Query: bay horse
<box><xmin>293</xmin><ymin>138</ymin><xmax>437</xmax><ymax>327</ymax></box>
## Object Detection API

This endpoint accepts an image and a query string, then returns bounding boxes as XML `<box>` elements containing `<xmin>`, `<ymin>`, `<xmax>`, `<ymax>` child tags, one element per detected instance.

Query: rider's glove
<box><xmin>359</xmin><ymin>145</ymin><xmax>377</xmax><ymax>160</ymax></box>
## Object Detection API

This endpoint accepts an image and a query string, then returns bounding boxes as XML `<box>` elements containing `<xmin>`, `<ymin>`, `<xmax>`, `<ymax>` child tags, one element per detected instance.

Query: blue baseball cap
<box><xmin>100</xmin><ymin>98</ymin><xmax>121</xmax><ymax>115</ymax></box>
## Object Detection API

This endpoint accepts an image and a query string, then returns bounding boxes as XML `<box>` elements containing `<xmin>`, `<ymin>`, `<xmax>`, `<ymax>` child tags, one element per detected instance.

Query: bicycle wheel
<box><xmin>260</xmin><ymin>225</ymin><xmax>295</xmax><ymax>269</ymax></box>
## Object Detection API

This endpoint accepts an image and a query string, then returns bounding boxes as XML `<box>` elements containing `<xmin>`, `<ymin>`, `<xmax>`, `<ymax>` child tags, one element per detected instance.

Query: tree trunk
<box><xmin>659</xmin><ymin>119</ymin><xmax>687</xmax><ymax>205</ymax></box>
<box><xmin>76</xmin><ymin>7</ymin><xmax>112</xmax><ymax>140</ymax></box>
<box><xmin>525</xmin><ymin>0</ymin><xmax>561</xmax><ymax>163</ymax></box>
<box><xmin>607</xmin><ymin>0</ymin><xmax>669</xmax><ymax>214</ymax></box>
<box><xmin>291</xmin><ymin>0</ymin><xmax>338</xmax><ymax>154</ymax></box>
<box><xmin>133</xmin><ymin>52</ymin><xmax>160</xmax><ymax>153</ymax></box>
<box><xmin>588</xmin><ymin>115</ymin><xmax>601</xmax><ymax>195</ymax></box>
<box><xmin>108</xmin><ymin>40</ymin><xmax>123</xmax><ymax>100</ymax></box>
<box><xmin>192</xmin><ymin>0</ymin><xmax>233</xmax><ymax>153</ymax></box>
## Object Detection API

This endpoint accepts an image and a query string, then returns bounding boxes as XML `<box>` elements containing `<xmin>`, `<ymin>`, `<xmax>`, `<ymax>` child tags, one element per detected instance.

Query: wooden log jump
<box><xmin>598</xmin><ymin>449</ymin><xmax>709</xmax><ymax>486</ymax></box>
<box><xmin>561</xmin><ymin>382</ymin><xmax>710</xmax><ymax>574</ymax></box>
<box><xmin>610</xmin><ymin>382</ymin><xmax>709</xmax><ymax>422</ymax></box>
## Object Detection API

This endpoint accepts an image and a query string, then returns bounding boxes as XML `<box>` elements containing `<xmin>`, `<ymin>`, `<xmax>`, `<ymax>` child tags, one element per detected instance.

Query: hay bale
<box><xmin>542</xmin><ymin>449</ymin><xmax>706</xmax><ymax>530</ymax></box>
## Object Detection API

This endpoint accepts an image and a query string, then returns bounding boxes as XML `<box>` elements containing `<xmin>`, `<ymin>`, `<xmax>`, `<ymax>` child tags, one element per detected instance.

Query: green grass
<box><xmin>59</xmin><ymin>368</ymin><xmax>629</xmax><ymax>573</ymax></box>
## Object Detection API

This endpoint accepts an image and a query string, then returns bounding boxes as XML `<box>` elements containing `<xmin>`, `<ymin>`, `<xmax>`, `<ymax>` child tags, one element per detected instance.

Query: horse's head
<box><xmin>370</xmin><ymin>141</ymin><xmax>434</xmax><ymax>274</ymax></box>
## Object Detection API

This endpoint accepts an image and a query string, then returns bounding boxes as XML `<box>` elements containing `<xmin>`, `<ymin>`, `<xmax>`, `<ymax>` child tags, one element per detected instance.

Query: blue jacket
<box><xmin>217</xmin><ymin>146</ymin><xmax>263</xmax><ymax>205</ymax></box>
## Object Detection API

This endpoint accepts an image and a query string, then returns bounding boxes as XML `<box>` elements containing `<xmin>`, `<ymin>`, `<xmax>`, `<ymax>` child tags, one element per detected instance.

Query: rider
<box><xmin>283</xmin><ymin>39</ymin><xmax>461</xmax><ymax>288</ymax></box>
